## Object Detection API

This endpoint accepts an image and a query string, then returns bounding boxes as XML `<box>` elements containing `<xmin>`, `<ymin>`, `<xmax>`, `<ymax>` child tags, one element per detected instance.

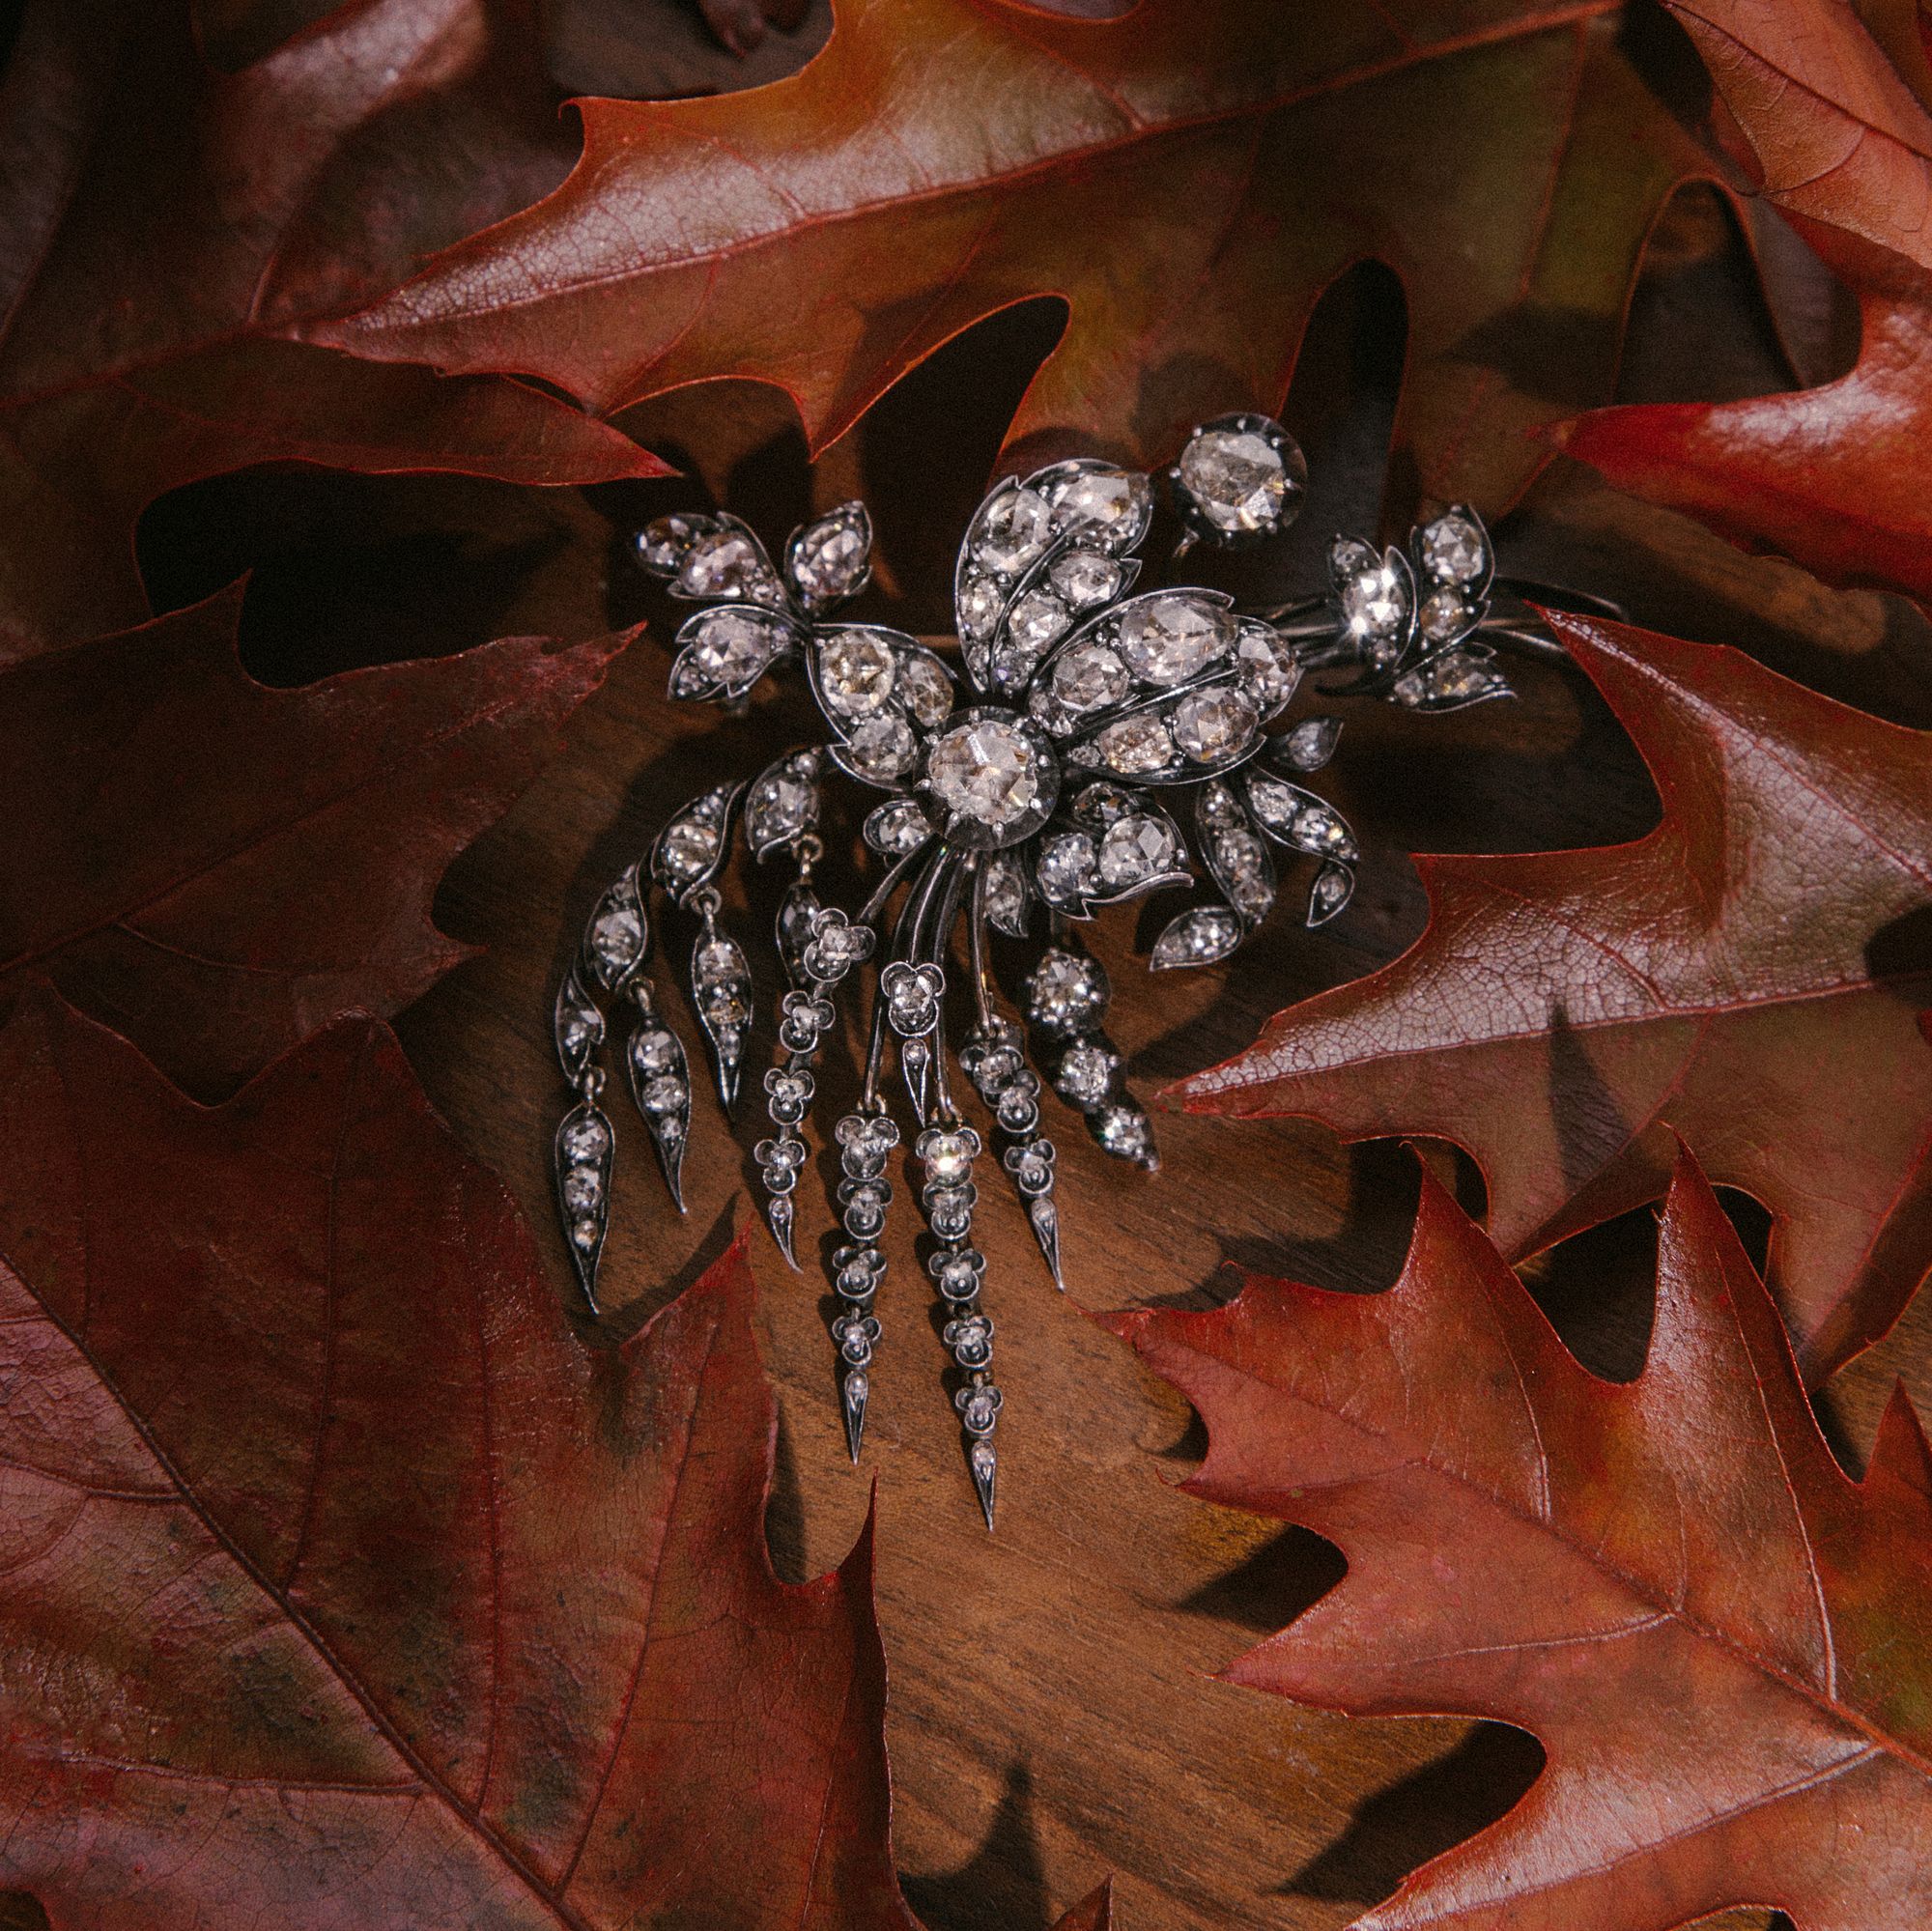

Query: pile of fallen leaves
<box><xmin>1</xmin><ymin>2</ymin><xmax>1928</xmax><ymax>1927</ymax></box>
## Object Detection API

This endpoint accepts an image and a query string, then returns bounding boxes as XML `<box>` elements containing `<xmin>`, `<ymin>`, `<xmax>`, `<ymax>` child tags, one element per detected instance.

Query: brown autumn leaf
<box><xmin>0</xmin><ymin>0</ymin><xmax>663</xmax><ymax>657</ymax></box>
<box><xmin>0</xmin><ymin>989</ymin><xmax>1114</xmax><ymax>1931</ymax></box>
<box><xmin>1554</xmin><ymin>0</ymin><xmax>1932</xmax><ymax>605</ymax></box>
<box><xmin>1110</xmin><ymin>1149</ymin><xmax>1932</xmax><ymax>1930</ymax></box>
<box><xmin>315</xmin><ymin>0</ymin><xmax>1711</xmax><ymax>515</ymax></box>
<box><xmin>1174</xmin><ymin>609</ymin><xmax>1932</xmax><ymax>1386</ymax></box>
<box><xmin>0</xmin><ymin>583</ymin><xmax>631</xmax><ymax>1098</ymax></box>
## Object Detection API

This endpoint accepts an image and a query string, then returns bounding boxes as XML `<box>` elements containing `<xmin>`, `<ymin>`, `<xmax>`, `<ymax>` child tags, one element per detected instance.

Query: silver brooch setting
<box><xmin>551</xmin><ymin>412</ymin><xmax>1526</xmax><ymax>1528</ymax></box>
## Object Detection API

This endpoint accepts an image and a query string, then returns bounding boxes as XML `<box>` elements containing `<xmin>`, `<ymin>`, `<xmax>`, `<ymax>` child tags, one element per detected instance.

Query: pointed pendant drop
<box><xmin>1027</xmin><ymin>1191</ymin><xmax>1063</xmax><ymax>1290</ymax></box>
<box><xmin>969</xmin><ymin>1438</ymin><xmax>997</xmax><ymax>1531</ymax></box>
<box><xmin>842</xmin><ymin>1367</ymin><xmax>869</xmax><ymax>1462</ymax></box>
<box><xmin>554</xmin><ymin>1099</ymin><xmax>613</xmax><ymax>1314</ymax></box>
<box><xmin>765</xmin><ymin>1192</ymin><xmax>798</xmax><ymax>1268</ymax></box>
<box><xmin>625</xmin><ymin>1005</ymin><xmax>692</xmax><ymax>1210</ymax></box>
<box><xmin>690</xmin><ymin>928</ymin><xmax>753</xmax><ymax>1114</ymax></box>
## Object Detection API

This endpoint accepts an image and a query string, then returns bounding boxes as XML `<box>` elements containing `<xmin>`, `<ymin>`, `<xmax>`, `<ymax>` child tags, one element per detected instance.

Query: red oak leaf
<box><xmin>0</xmin><ymin>992</ymin><xmax>1111</xmax><ymax>1930</ymax></box>
<box><xmin>1174</xmin><ymin>610</ymin><xmax>1932</xmax><ymax>1386</ymax></box>
<box><xmin>0</xmin><ymin>585</ymin><xmax>631</xmax><ymax>1098</ymax></box>
<box><xmin>0</xmin><ymin>0</ymin><xmax>663</xmax><ymax>656</ymax></box>
<box><xmin>1553</xmin><ymin>0</ymin><xmax>1932</xmax><ymax>604</ymax></box>
<box><xmin>315</xmin><ymin>0</ymin><xmax>1709</xmax><ymax>515</ymax></box>
<box><xmin>1110</xmin><ymin>1149</ymin><xmax>1932</xmax><ymax>1931</ymax></box>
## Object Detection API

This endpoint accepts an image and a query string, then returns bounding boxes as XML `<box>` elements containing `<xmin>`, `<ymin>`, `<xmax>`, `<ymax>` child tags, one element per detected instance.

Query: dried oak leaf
<box><xmin>317</xmin><ymin>0</ymin><xmax>1709</xmax><ymax>513</ymax></box>
<box><xmin>1110</xmin><ymin>1149</ymin><xmax>1932</xmax><ymax>1931</ymax></box>
<box><xmin>1175</xmin><ymin>610</ymin><xmax>1932</xmax><ymax>1386</ymax></box>
<box><xmin>0</xmin><ymin>583</ymin><xmax>631</xmax><ymax>1099</ymax></box>
<box><xmin>0</xmin><ymin>0</ymin><xmax>664</xmax><ymax>658</ymax></box>
<box><xmin>1555</xmin><ymin>0</ymin><xmax>1932</xmax><ymax>605</ymax></box>
<box><xmin>0</xmin><ymin>992</ymin><xmax>1113</xmax><ymax>1931</ymax></box>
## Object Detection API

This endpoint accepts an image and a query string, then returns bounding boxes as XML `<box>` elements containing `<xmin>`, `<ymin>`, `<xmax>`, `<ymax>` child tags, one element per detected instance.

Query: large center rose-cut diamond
<box><xmin>926</xmin><ymin>714</ymin><xmax>1051</xmax><ymax>840</ymax></box>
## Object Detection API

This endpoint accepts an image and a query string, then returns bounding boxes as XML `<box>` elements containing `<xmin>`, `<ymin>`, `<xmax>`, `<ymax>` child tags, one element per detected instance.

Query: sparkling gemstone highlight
<box><xmin>790</xmin><ymin>511</ymin><xmax>868</xmax><ymax>604</ymax></box>
<box><xmin>897</xmin><ymin>652</ymin><xmax>954</xmax><ymax>727</ymax></box>
<box><xmin>1047</xmin><ymin>467</ymin><xmax>1151</xmax><ymax>546</ymax></box>
<box><xmin>957</xmin><ymin>573</ymin><xmax>1003</xmax><ymax>639</ymax></box>
<box><xmin>1036</xmin><ymin>831</ymin><xmax>1098</xmax><ymax>906</ymax></box>
<box><xmin>1009</xmin><ymin>588</ymin><xmax>1069</xmax><ymax>653</ymax></box>
<box><xmin>1234</xmin><ymin>623</ymin><xmax>1300</xmax><ymax>710</ymax></box>
<box><xmin>678</xmin><ymin>529</ymin><xmax>767</xmax><ymax>598</ymax></box>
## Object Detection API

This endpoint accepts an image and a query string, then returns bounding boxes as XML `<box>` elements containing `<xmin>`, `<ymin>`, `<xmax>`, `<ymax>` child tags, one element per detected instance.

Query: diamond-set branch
<box><xmin>550</xmin><ymin>417</ymin><xmax>1560</xmax><ymax>1524</ymax></box>
<box><xmin>1023</xmin><ymin>936</ymin><xmax>1154</xmax><ymax>1169</ymax></box>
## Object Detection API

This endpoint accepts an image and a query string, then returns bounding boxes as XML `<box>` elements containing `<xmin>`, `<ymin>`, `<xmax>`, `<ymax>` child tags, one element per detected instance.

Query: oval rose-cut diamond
<box><xmin>842</xmin><ymin>715</ymin><xmax>917</xmax><ymax>781</ymax></box>
<box><xmin>1092</xmin><ymin>713</ymin><xmax>1176</xmax><ymax>775</ymax></box>
<box><xmin>1008</xmin><ymin>590</ymin><xmax>1069</xmax><ymax>666</ymax></box>
<box><xmin>957</xmin><ymin>573</ymin><xmax>1003</xmax><ymax>639</ymax></box>
<box><xmin>660</xmin><ymin>818</ymin><xmax>720</xmax><ymax>876</ymax></box>
<box><xmin>1417</xmin><ymin>511</ymin><xmax>1486</xmax><ymax>583</ymax></box>
<box><xmin>1419</xmin><ymin>588</ymin><xmax>1467</xmax><ymax>640</ymax></box>
<box><xmin>678</xmin><ymin>529</ymin><xmax>768</xmax><ymax>598</ymax></box>
<box><xmin>970</xmin><ymin>487</ymin><xmax>1053</xmax><ymax>575</ymax></box>
<box><xmin>1052</xmin><ymin>641</ymin><xmax>1130</xmax><ymax>712</ymax></box>
<box><xmin>818</xmin><ymin>631</ymin><xmax>897</xmax><ymax>714</ymax></box>
<box><xmin>1178</xmin><ymin>427</ymin><xmax>1292</xmax><ymax>534</ymax></box>
<box><xmin>1172</xmin><ymin>684</ymin><xmax>1259</xmax><ymax>762</ymax></box>
<box><xmin>789</xmin><ymin>506</ymin><xmax>870</xmax><ymax>606</ymax></box>
<box><xmin>1117</xmin><ymin>595</ymin><xmax>1232</xmax><ymax>683</ymax></box>
<box><xmin>1097</xmin><ymin>814</ymin><xmax>1179</xmax><ymax>889</ymax></box>
<box><xmin>1334</xmin><ymin>543</ymin><xmax>1409</xmax><ymax>642</ymax></box>
<box><xmin>1050</xmin><ymin>550</ymin><xmax>1124</xmax><ymax>609</ymax></box>
<box><xmin>897</xmin><ymin>651</ymin><xmax>954</xmax><ymax>727</ymax></box>
<box><xmin>928</xmin><ymin>717</ymin><xmax>1046</xmax><ymax>831</ymax></box>
<box><xmin>588</xmin><ymin>902</ymin><xmax>643</xmax><ymax>977</ymax></box>
<box><xmin>1036</xmin><ymin>831</ymin><xmax>1098</xmax><ymax>907</ymax></box>
<box><xmin>1044</xmin><ymin>467</ymin><xmax>1151</xmax><ymax>550</ymax></box>
<box><xmin>1233</xmin><ymin>622</ymin><xmax>1300</xmax><ymax>712</ymax></box>
<box><xmin>864</xmin><ymin>797</ymin><xmax>932</xmax><ymax>856</ymax></box>
<box><xmin>686</xmin><ymin>609</ymin><xmax>781</xmax><ymax>689</ymax></box>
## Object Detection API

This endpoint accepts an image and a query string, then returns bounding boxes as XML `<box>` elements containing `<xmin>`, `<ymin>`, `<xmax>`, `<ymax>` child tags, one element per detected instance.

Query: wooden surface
<box><xmin>158</xmin><ymin>192</ymin><xmax>1932</xmax><ymax>1931</ymax></box>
